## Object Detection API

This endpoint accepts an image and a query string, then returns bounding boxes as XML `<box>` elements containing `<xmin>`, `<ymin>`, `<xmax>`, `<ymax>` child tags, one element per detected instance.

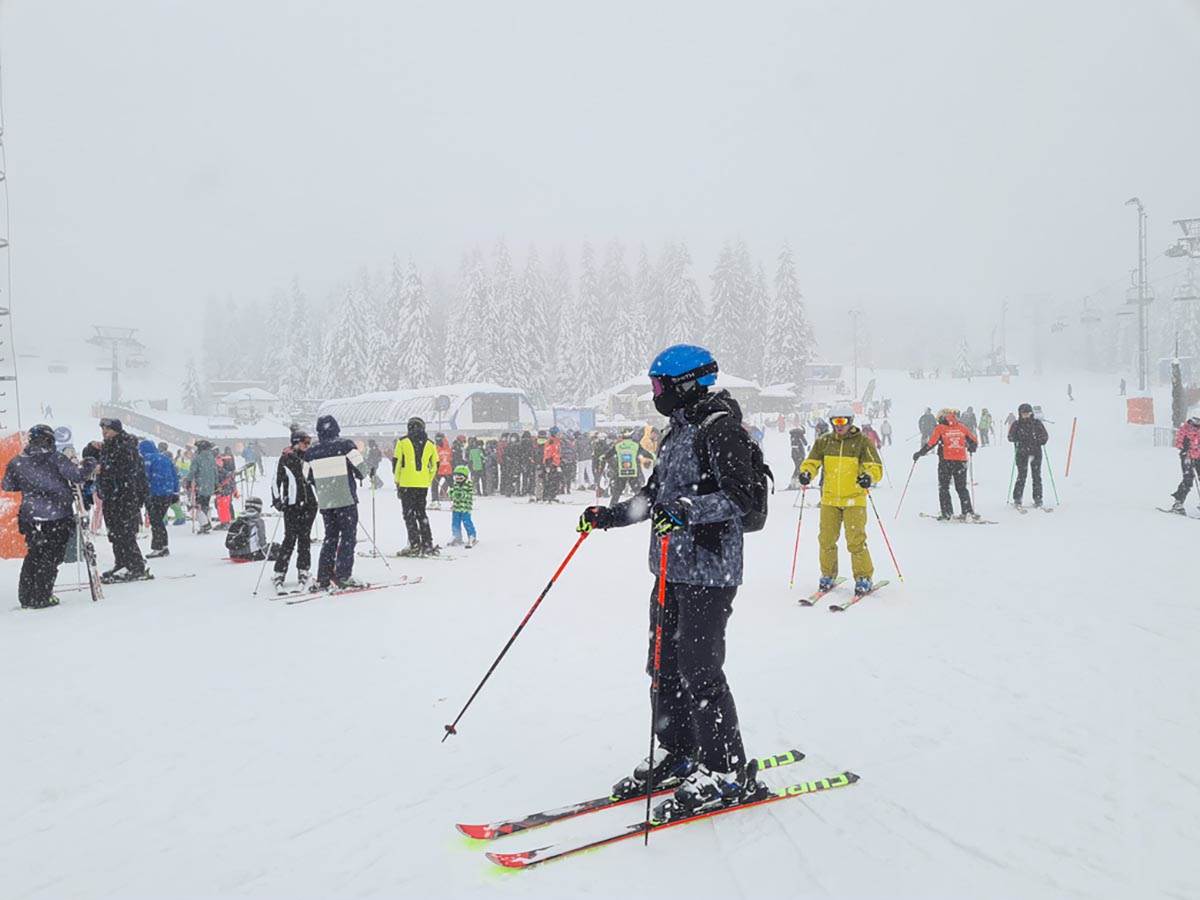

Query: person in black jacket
<box><xmin>270</xmin><ymin>430</ymin><xmax>318</xmax><ymax>591</ymax></box>
<box><xmin>1008</xmin><ymin>403</ymin><xmax>1049</xmax><ymax>508</ymax></box>
<box><xmin>93</xmin><ymin>418</ymin><xmax>150</xmax><ymax>581</ymax></box>
<box><xmin>2</xmin><ymin>424</ymin><xmax>97</xmax><ymax>608</ymax></box>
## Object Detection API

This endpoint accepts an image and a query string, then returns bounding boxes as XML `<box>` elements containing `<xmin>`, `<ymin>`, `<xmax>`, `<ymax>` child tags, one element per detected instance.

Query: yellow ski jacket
<box><xmin>393</xmin><ymin>436</ymin><xmax>439</xmax><ymax>489</ymax></box>
<box><xmin>798</xmin><ymin>427</ymin><xmax>883</xmax><ymax>508</ymax></box>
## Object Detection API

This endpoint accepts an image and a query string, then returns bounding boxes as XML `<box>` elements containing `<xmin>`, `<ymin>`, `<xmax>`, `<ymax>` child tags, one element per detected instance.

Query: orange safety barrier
<box><xmin>0</xmin><ymin>432</ymin><xmax>28</xmax><ymax>559</ymax></box>
<box><xmin>1126</xmin><ymin>397</ymin><xmax>1155</xmax><ymax>425</ymax></box>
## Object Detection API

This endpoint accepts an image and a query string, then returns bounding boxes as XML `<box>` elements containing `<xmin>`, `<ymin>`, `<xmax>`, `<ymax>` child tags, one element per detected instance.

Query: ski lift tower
<box><xmin>1166</xmin><ymin>217</ymin><xmax>1200</xmax><ymax>303</ymax></box>
<box><xmin>0</xmin><ymin>54</ymin><xmax>22</xmax><ymax>431</ymax></box>
<box><xmin>1125</xmin><ymin>198</ymin><xmax>1152</xmax><ymax>391</ymax></box>
<box><xmin>88</xmin><ymin>326</ymin><xmax>144</xmax><ymax>404</ymax></box>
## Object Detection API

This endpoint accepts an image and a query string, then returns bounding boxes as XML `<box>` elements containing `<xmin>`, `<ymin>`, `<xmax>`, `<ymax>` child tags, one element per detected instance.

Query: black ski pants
<box><xmin>317</xmin><ymin>506</ymin><xmax>357</xmax><ymax>584</ymax></box>
<box><xmin>1172</xmin><ymin>457</ymin><xmax>1200</xmax><ymax>503</ymax></box>
<box><xmin>609</xmin><ymin>476</ymin><xmax>640</xmax><ymax>507</ymax></box>
<box><xmin>1014</xmin><ymin>447</ymin><xmax>1044</xmax><ymax>505</ymax></box>
<box><xmin>937</xmin><ymin>459</ymin><xmax>973</xmax><ymax>516</ymax></box>
<box><xmin>18</xmin><ymin>516</ymin><xmax>72</xmax><ymax>607</ymax></box>
<box><xmin>103</xmin><ymin>500</ymin><xmax>145</xmax><ymax>573</ymax></box>
<box><xmin>400</xmin><ymin>486</ymin><xmax>433</xmax><ymax>550</ymax></box>
<box><xmin>146</xmin><ymin>494</ymin><xmax>174</xmax><ymax>551</ymax></box>
<box><xmin>646</xmin><ymin>580</ymin><xmax>746</xmax><ymax>773</ymax></box>
<box><xmin>274</xmin><ymin>505</ymin><xmax>316</xmax><ymax>575</ymax></box>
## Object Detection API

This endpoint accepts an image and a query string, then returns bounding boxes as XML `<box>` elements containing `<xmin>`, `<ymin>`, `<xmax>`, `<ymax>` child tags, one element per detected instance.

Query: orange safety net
<box><xmin>0</xmin><ymin>432</ymin><xmax>28</xmax><ymax>559</ymax></box>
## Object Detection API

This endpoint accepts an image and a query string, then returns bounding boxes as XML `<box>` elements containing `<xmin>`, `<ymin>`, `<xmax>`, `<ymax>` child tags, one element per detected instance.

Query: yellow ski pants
<box><xmin>818</xmin><ymin>505</ymin><xmax>873</xmax><ymax>579</ymax></box>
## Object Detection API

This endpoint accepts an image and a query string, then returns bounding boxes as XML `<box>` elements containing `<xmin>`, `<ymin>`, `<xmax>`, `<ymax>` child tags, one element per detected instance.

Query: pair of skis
<box><xmin>71</xmin><ymin>485</ymin><xmax>103</xmax><ymax>602</ymax></box>
<box><xmin>457</xmin><ymin>749</ymin><xmax>860</xmax><ymax>869</ymax></box>
<box><xmin>918</xmin><ymin>512</ymin><xmax>998</xmax><ymax>525</ymax></box>
<box><xmin>282</xmin><ymin>575</ymin><xmax>423</xmax><ymax>604</ymax></box>
<box><xmin>798</xmin><ymin>577</ymin><xmax>890</xmax><ymax>612</ymax></box>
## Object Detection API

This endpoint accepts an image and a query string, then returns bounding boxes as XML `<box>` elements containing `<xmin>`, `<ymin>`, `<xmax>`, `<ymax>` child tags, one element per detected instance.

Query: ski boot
<box><xmin>818</xmin><ymin>575</ymin><xmax>836</xmax><ymax>593</ymax></box>
<box><xmin>854</xmin><ymin>577</ymin><xmax>873</xmax><ymax>596</ymax></box>
<box><xmin>465</xmin><ymin>537</ymin><xmax>477</xmax><ymax>549</ymax></box>
<box><xmin>610</xmin><ymin>746</ymin><xmax>697</xmax><ymax>800</ymax></box>
<box><xmin>333</xmin><ymin>576</ymin><xmax>368</xmax><ymax>591</ymax></box>
<box><xmin>936</xmin><ymin>513</ymin><xmax>952</xmax><ymax>522</ymax></box>
<box><xmin>1169</xmin><ymin>499</ymin><xmax>1186</xmax><ymax>515</ymax></box>
<box><xmin>308</xmin><ymin>579</ymin><xmax>332</xmax><ymax>593</ymax></box>
<box><xmin>421</xmin><ymin>544</ymin><xmax>442</xmax><ymax>557</ymax></box>
<box><xmin>103</xmin><ymin>568</ymin><xmax>152</xmax><ymax>584</ymax></box>
<box><xmin>23</xmin><ymin>595</ymin><xmax>61</xmax><ymax>610</ymax></box>
<box><xmin>652</xmin><ymin>760</ymin><xmax>770</xmax><ymax>822</ymax></box>
<box><xmin>197</xmin><ymin>523</ymin><xmax>213</xmax><ymax>535</ymax></box>
<box><xmin>146</xmin><ymin>548</ymin><xmax>170</xmax><ymax>559</ymax></box>
<box><xmin>297</xmin><ymin>569</ymin><xmax>310</xmax><ymax>589</ymax></box>
<box><xmin>397</xmin><ymin>545</ymin><xmax>421</xmax><ymax>558</ymax></box>
<box><xmin>1012</xmin><ymin>499</ymin><xmax>1023</xmax><ymax>509</ymax></box>
<box><xmin>271</xmin><ymin>573</ymin><xmax>287</xmax><ymax>594</ymax></box>
<box><xmin>447</xmin><ymin>537</ymin><xmax>464</xmax><ymax>547</ymax></box>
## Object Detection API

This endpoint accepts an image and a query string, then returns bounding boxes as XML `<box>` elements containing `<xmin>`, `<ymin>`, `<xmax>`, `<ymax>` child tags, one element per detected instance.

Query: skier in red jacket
<box><xmin>913</xmin><ymin>408</ymin><xmax>979</xmax><ymax>520</ymax></box>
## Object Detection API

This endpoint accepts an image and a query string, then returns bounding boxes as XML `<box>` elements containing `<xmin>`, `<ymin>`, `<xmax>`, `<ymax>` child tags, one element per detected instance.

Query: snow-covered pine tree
<box><xmin>489</xmin><ymin>239</ymin><xmax>518</xmax><ymax>386</ymax></box>
<box><xmin>378</xmin><ymin>257</ymin><xmax>407</xmax><ymax>390</ymax></box>
<box><xmin>954</xmin><ymin>338</ymin><xmax>971</xmax><ymax>378</ymax></box>
<box><xmin>259</xmin><ymin>289</ymin><xmax>290</xmax><ymax>395</ymax></box>
<box><xmin>319</xmin><ymin>283</ymin><xmax>375</xmax><ymax>397</ymax></box>
<box><xmin>764</xmin><ymin>243</ymin><xmax>814</xmax><ymax>393</ymax></box>
<box><xmin>396</xmin><ymin>259</ymin><xmax>434</xmax><ymax>389</ymax></box>
<box><xmin>358</xmin><ymin>267</ymin><xmax>391</xmax><ymax>392</ymax></box>
<box><xmin>546</xmin><ymin>249</ymin><xmax>574</xmax><ymax>404</ymax></box>
<box><xmin>633</xmin><ymin>245</ymin><xmax>662</xmax><ymax>356</ymax></box>
<box><xmin>519</xmin><ymin>246</ymin><xmax>553</xmax><ymax>406</ymax></box>
<box><xmin>279</xmin><ymin>279</ymin><xmax>313</xmax><ymax>401</ymax></box>
<box><xmin>570</xmin><ymin>241</ymin><xmax>605</xmax><ymax>401</ymax></box>
<box><xmin>744</xmin><ymin>261</ymin><xmax>770</xmax><ymax>382</ymax></box>
<box><xmin>660</xmin><ymin>242</ymin><xmax>706</xmax><ymax>346</ymax></box>
<box><xmin>708</xmin><ymin>240</ymin><xmax>751</xmax><ymax>376</ymax></box>
<box><xmin>443</xmin><ymin>253</ymin><xmax>484</xmax><ymax>384</ymax></box>
<box><xmin>181</xmin><ymin>356</ymin><xmax>205</xmax><ymax>414</ymax></box>
<box><xmin>425</xmin><ymin>268</ymin><xmax>451</xmax><ymax>384</ymax></box>
<box><xmin>604</xmin><ymin>241</ymin><xmax>641</xmax><ymax>382</ymax></box>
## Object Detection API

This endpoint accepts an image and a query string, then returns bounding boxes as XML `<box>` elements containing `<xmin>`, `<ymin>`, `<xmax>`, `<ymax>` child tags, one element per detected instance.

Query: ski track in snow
<box><xmin>1</xmin><ymin>368</ymin><xmax>1198</xmax><ymax>899</ymax></box>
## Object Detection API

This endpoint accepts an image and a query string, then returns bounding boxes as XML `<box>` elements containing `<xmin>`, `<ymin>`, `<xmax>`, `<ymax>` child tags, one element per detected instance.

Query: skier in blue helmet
<box><xmin>577</xmin><ymin>344</ymin><xmax>766</xmax><ymax>820</ymax></box>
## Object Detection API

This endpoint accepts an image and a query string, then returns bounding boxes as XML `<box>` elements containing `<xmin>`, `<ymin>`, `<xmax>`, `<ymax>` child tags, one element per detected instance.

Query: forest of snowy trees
<box><xmin>185</xmin><ymin>239</ymin><xmax>815</xmax><ymax>413</ymax></box>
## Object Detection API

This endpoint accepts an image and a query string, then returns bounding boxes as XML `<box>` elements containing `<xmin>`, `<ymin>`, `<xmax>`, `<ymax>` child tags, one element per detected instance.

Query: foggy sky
<box><xmin>4</xmin><ymin>0</ymin><xmax>1200</xmax><ymax>370</ymax></box>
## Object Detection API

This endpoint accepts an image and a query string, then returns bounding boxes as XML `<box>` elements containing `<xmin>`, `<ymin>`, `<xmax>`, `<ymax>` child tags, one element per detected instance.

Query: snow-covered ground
<box><xmin>2</xmin><ymin>369</ymin><xmax>1197</xmax><ymax>899</ymax></box>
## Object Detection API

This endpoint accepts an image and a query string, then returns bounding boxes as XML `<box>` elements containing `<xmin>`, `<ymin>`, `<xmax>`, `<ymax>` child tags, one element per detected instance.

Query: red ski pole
<box><xmin>644</xmin><ymin>533</ymin><xmax>670</xmax><ymax>845</ymax></box>
<box><xmin>442</xmin><ymin>530</ymin><xmax>590</xmax><ymax>742</ymax></box>
<box><xmin>894</xmin><ymin>459</ymin><xmax>917</xmax><ymax>520</ymax></box>
<box><xmin>788</xmin><ymin>486</ymin><xmax>808</xmax><ymax>589</ymax></box>
<box><xmin>867</xmin><ymin>491</ymin><xmax>904</xmax><ymax>582</ymax></box>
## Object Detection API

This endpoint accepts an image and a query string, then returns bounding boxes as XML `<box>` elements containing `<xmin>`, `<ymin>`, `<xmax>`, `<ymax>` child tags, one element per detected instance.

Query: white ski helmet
<box><xmin>828</xmin><ymin>403</ymin><xmax>854</xmax><ymax>423</ymax></box>
<box><xmin>1189</xmin><ymin>406</ymin><xmax>1200</xmax><ymax>425</ymax></box>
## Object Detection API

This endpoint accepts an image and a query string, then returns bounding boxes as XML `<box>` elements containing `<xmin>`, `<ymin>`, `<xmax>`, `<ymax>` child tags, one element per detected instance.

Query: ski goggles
<box><xmin>649</xmin><ymin>361</ymin><xmax>719</xmax><ymax>397</ymax></box>
<box><xmin>829</xmin><ymin>416</ymin><xmax>851</xmax><ymax>427</ymax></box>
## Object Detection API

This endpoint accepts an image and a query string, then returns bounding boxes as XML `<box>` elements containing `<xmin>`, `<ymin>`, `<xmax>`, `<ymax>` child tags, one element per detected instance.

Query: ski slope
<box><xmin>1</xmin><ymin>370</ymin><xmax>1197</xmax><ymax>899</ymax></box>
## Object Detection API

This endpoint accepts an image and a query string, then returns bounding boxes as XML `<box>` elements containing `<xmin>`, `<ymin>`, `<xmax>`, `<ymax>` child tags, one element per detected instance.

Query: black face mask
<box><xmin>653</xmin><ymin>380</ymin><xmax>702</xmax><ymax>416</ymax></box>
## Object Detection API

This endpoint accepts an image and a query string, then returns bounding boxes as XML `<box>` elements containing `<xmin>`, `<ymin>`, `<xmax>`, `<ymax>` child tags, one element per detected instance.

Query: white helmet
<box><xmin>828</xmin><ymin>403</ymin><xmax>854</xmax><ymax>422</ymax></box>
<box><xmin>1189</xmin><ymin>406</ymin><xmax>1200</xmax><ymax>424</ymax></box>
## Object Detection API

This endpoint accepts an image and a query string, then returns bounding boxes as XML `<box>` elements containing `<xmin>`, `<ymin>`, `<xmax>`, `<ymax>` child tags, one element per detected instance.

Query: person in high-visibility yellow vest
<box><xmin>608</xmin><ymin>431</ymin><xmax>655</xmax><ymax>506</ymax></box>
<box><xmin>798</xmin><ymin>404</ymin><xmax>883</xmax><ymax>597</ymax></box>
<box><xmin>394</xmin><ymin>416</ymin><xmax>440</xmax><ymax>556</ymax></box>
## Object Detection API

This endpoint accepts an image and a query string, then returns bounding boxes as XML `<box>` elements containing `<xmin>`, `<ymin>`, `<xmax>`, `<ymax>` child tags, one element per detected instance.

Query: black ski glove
<box><xmin>798</xmin><ymin>471</ymin><xmax>812</xmax><ymax>486</ymax></box>
<box><xmin>651</xmin><ymin>498</ymin><xmax>692</xmax><ymax>535</ymax></box>
<box><xmin>857</xmin><ymin>472</ymin><xmax>872</xmax><ymax>488</ymax></box>
<box><xmin>578</xmin><ymin>505</ymin><xmax>613</xmax><ymax>533</ymax></box>
<box><xmin>912</xmin><ymin>449</ymin><xmax>923</xmax><ymax>462</ymax></box>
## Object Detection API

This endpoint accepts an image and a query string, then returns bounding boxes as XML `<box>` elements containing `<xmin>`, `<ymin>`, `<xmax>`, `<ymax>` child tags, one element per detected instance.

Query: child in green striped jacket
<box><xmin>449</xmin><ymin>465</ymin><xmax>477</xmax><ymax>547</ymax></box>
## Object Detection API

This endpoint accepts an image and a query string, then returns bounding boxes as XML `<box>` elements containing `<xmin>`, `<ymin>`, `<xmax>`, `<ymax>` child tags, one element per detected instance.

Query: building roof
<box><xmin>222</xmin><ymin>388</ymin><xmax>279</xmax><ymax>403</ymax></box>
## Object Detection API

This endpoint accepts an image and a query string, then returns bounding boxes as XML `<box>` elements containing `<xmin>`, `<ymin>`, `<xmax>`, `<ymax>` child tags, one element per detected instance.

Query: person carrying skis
<box><xmin>448</xmin><ymin>464</ymin><xmax>478</xmax><ymax>547</ymax></box>
<box><xmin>1008</xmin><ymin>402</ymin><xmax>1049</xmax><ymax>508</ymax></box>
<box><xmin>2</xmin><ymin>424</ymin><xmax>97</xmax><ymax>608</ymax></box>
<box><xmin>225</xmin><ymin>497</ymin><xmax>273</xmax><ymax>561</ymax></box>
<box><xmin>577</xmin><ymin>344</ymin><xmax>764</xmax><ymax>820</ymax></box>
<box><xmin>913</xmin><ymin>408</ymin><xmax>979</xmax><ymax>520</ymax></box>
<box><xmin>303</xmin><ymin>415</ymin><xmax>368</xmax><ymax>590</ymax></box>
<box><xmin>271</xmin><ymin>430</ymin><xmax>318</xmax><ymax>591</ymax></box>
<box><xmin>93</xmin><ymin>418</ymin><xmax>151</xmax><ymax>581</ymax></box>
<box><xmin>798</xmin><ymin>404</ymin><xmax>883</xmax><ymax>595</ymax></box>
<box><xmin>918</xmin><ymin>407</ymin><xmax>937</xmax><ymax>445</ymax></box>
<box><xmin>186</xmin><ymin>440</ymin><xmax>218</xmax><ymax>533</ymax></box>
<box><xmin>139</xmin><ymin>439</ymin><xmax>180</xmax><ymax>558</ymax></box>
<box><xmin>1167</xmin><ymin>407</ymin><xmax>1200</xmax><ymax>514</ymax></box>
<box><xmin>394</xmin><ymin>416</ymin><xmax>439</xmax><ymax>556</ymax></box>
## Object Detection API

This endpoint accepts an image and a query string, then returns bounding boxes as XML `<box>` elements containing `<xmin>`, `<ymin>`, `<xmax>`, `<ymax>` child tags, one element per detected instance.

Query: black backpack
<box><xmin>695</xmin><ymin>412</ymin><xmax>774</xmax><ymax>533</ymax></box>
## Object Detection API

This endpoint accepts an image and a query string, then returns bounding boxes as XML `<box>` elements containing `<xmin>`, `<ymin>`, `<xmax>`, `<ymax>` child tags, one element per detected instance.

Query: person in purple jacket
<box><xmin>1</xmin><ymin>424</ymin><xmax>96</xmax><ymax>608</ymax></box>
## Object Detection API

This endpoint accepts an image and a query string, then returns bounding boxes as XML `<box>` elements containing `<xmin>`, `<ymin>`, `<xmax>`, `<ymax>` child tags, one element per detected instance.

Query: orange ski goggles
<box><xmin>829</xmin><ymin>416</ymin><xmax>851</xmax><ymax>427</ymax></box>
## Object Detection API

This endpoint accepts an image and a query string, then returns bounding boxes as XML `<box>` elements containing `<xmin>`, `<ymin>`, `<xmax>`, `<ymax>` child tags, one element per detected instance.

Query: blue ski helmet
<box><xmin>648</xmin><ymin>344</ymin><xmax>718</xmax><ymax>385</ymax></box>
<box><xmin>648</xmin><ymin>345</ymin><xmax>718</xmax><ymax>415</ymax></box>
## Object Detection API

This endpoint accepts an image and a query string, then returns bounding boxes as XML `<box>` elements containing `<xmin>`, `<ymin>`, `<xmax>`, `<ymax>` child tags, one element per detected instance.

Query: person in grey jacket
<box><xmin>577</xmin><ymin>344</ymin><xmax>761</xmax><ymax>821</ymax></box>
<box><xmin>2</xmin><ymin>424</ymin><xmax>96</xmax><ymax>608</ymax></box>
<box><xmin>186</xmin><ymin>440</ymin><xmax>219</xmax><ymax>533</ymax></box>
